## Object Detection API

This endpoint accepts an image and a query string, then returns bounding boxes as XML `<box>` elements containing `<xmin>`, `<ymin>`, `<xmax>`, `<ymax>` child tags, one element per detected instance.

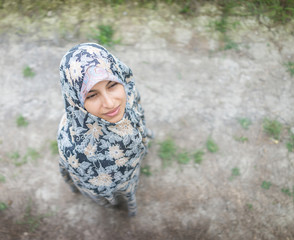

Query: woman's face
<box><xmin>84</xmin><ymin>80</ymin><xmax>126</xmax><ymax>123</ymax></box>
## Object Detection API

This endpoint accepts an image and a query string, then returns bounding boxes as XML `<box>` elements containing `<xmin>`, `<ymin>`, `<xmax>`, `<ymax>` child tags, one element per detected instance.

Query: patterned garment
<box><xmin>57</xmin><ymin>43</ymin><xmax>151</xmax><ymax>216</ymax></box>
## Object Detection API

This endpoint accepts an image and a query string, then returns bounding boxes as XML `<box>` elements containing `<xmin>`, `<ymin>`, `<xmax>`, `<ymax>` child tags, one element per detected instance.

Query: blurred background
<box><xmin>1</xmin><ymin>0</ymin><xmax>294</xmax><ymax>239</ymax></box>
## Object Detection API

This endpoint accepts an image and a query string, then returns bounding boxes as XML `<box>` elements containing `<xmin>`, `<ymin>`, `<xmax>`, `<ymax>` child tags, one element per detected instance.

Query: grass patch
<box><xmin>89</xmin><ymin>25</ymin><xmax>120</xmax><ymax>47</ymax></box>
<box><xmin>158</xmin><ymin>138</ymin><xmax>177</xmax><ymax>168</ymax></box>
<box><xmin>263</xmin><ymin>118</ymin><xmax>283</xmax><ymax>140</ymax></box>
<box><xmin>206</xmin><ymin>137</ymin><xmax>219</xmax><ymax>153</ymax></box>
<box><xmin>0</xmin><ymin>202</ymin><xmax>8</xmax><ymax>211</ymax></box>
<box><xmin>229</xmin><ymin>167</ymin><xmax>240</xmax><ymax>180</ymax></box>
<box><xmin>50</xmin><ymin>140</ymin><xmax>59</xmax><ymax>155</ymax></box>
<box><xmin>23</xmin><ymin>148</ymin><xmax>40</xmax><ymax>162</ymax></box>
<box><xmin>193</xmin><ymin>150</ymin><xmax>204</xmax><ymax>164</ymax></box>
<box><xmin>8</xmin><ymin>151</ymin><xmax>20</xmax><ymax>160</ymax></box>
<box><xmin>23</xmin><ymin>66</ymin><xmax>35</xmax><ymax>78</ymax></box>
<box><xmin>234</xmin><ymin>136</ymin><xmax>248</xmax><ymax>143</ymax></box>
<box><xmin>284</xmin><ymin>61</ymin><xmax>294</xmax><ymax>77</ymax></box>
<box><xmin>238</xmin><ymin>118</ymin><xmax>252</xmax><ymax>130</ymax></box>
<box><xmin>141</xmin><ymin>165</ymin><xmax>152</xmax><ymax>176</ymax></box>
<box><xmin>16</xmin><ymin>115</ymin><xmax>29</xmax><ymax>127</ymax></box>
<box><xmin>286</xmin><ymin>133</ymin><xmax>294</xmax><ymax>152</ymax></box>
<box><xmin>281</xmin><ymin>187</ymin><xmax>292</xmax><ymax>197</ymax></box>
<box><xmin>223</xmin><ymin>38</ymin><xmax>239</xmax><ymax>50</ymax></box>
<box><xmin>246</xmin><ymin>203</ymin><xmax>253</xmax><ymax>210</ymax></box>
<box><xmin>261</xmin><ymin>181</ymin><xmax>272</xmax><ymax>190</ymax></box>
<box><xmin>0</xmin><ymin>174</ymin><xmax>6</xmax><ymax>183</ymax></box>
<box><xmin>177</xmin><ymin>151</ymin><xmax>190</xmax><ymax>164</ymax></box>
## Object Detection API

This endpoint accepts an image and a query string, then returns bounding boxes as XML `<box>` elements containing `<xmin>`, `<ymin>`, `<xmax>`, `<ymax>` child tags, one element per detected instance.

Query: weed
<box><xmin>177</xmin><ymin>151</ymin><xmax>190</xmax><ymax>164</ymax></box>
<box><xmin>23</xmin><ymin>66</ymin><xmax>35</xmax><ymax>78</ymax></box>
<box><xmin>23</xmin><ymin>148</ymin><xmax>40</xmax><ymax>162</ymax></box>
<box><xmin>286</xmin><ymin>133</ymin><xmax>294</xmax><ymax>152</ymax></box>
<box><xmin>234</xmin><ymin>136</ymin><xmax>248</xmax><ymax>143</ymax></box>
<box><xmin>281</xmin><ymin>187</ymin><xmax>292</xmax><ymax>197</ymax></box>
<box><xmin>8</xmin><ymin>151</ymin><xmax>20</xmax><ymax>160</ymax></box>
<box><xmin>89</xmin><ymin>25</ymin><xmax>120</xmax><ymax>47</ymax></box>
<box><xmin>179</xmin><ymin>4</ymin><xmax>191</xmax><ymax>14</ymax></box>
<box><xmin>0</xmin><ymin>174</ymin><xmax>5</xmax><ymax>183</ymax></box>
<box><xmin>16</xmin><ymin>115</ymin><xmax>29</xmax><ymax>127</ymax></box>
<box><xmin>231</xmin><ymin>167</ymin><xmax>240</xmax><ymax>177</ymax></box>
<box><xmin>212</xmin><ymin>18</ymin><xmax>227</xmax><ymax>33</ymax></box>
<box><xmin>0</xmin><ymin>202</ymin><xmax>8</xmax><ymax>211</ymax></box>
<box><xmin>284</xmin><ymin>61</ymin><xmax>294</xmax><ymax>76</ymax></box>
<box><xmin>141</xmin><ymin>165</ymin><xmax>152</xmax><ymax>176</ymax></box>
<box><xmin>14</xmin><ymin>158</ymin><xmax>28</xmax><ymax>167</ymax></box>
<box><xmin>238</xmin><ymin>118</ymin><xmax>252</xmax><ymax>130</ymax></box>
<box><xmin>50</xmin><ymin>140</ymin><xmax>59</xmax><ymax>155</ymax></box>
<box><xmin>206</xmin><ymin>137</ymin><xmax>219</xmax><ymax>153</ymax></box>
<box><xmin>247</xmin><ymin>203</ymin><xmax>253</xmax><ymax>210</ymax></box>
<box><xmin>263</xmin><ymin>119</ymin><xmax>283</xmax><ymax>140</ymax></box>
<box><xmin>158</xmin><ymin>138</ymin><xmax>177</xmax><ymax>167</ymax></box>
<box><xmin>229</xmin><ymin>167</ymin><xmax>240</xmax><ymax>180</ymax></box>
<box><xmin>16</xmin><ymin>199</ymin><xmax>48</xmax><ymax>232</ymax></box>
<box><xmin>193</xmin><ymin>150</ymin><xmax>204</xmax><ymax>164</ymax></box>
<box><xmin>261</xmin><ymin>181</ymin><xmax>272</xmax><ymax>190</ymax></box>
<box><xmin>223</xmin><ymin>37</ymin><xmax>239</xmax><ymax>50</ymax></box>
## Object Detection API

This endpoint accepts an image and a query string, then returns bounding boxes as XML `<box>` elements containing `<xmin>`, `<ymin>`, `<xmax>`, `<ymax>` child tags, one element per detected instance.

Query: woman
<box><xmin>57</xmin><ymin>43</ymin><xmax>151</xmax><ymax>216</ymax></box>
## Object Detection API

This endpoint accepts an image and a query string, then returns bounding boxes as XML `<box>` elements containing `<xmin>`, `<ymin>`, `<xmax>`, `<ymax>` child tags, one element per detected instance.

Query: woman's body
<box><xmin>57</xmin><ymin>43</ymin><xmax>151</xmax><ymax>216</ymax></box>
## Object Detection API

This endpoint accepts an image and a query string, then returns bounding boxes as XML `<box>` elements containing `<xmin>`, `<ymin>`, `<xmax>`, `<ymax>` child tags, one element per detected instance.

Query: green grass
<box><xmin>8</xmin><ymin>151</ymin><xmax>20</xmax><ymax>160</ymax></box>
<box><xmin>247</xmin><ymin>203</ymin><xmax>253</xmax><ymax>210</ymax></box>
<box><xmin>12</xmin><ymin>148</ymin><xmax>40</xmax><ymax>166</ymax></box>
<box><xmin>1</xmin><ymin>0</ymin><xmax>294</xmax><ymax>26</ymax></box>
<box><xmin>193</xmin><ymin>150</ymin><xmax>204</xmax><ymax>164</ymax></box>
<box><xmin>158</xmin><ymin>138</ymin><xmax>177</xmax><ymax>167</ymax></box>
<box><xmin>263</xmin><ymin>118</ymin><xmax>283</xmax><ymax>140</ymax></box>
<box><xmin>238</xmin><ymin>118</ymin><xmax>252</xmax><ymax>130</ymax></box>
<box><xmin>14</xmin><ymin>158</ymin><xmax>28</xmax><ymax>167</ymax></box>
<box><xmin>284</xmin><ymin>61</ymin><xmax>294</xmax><ymax>77</ymax></box>
<box><xmin>223</xmin><ymin>37</ymin><xmax>239</xmax><ymax>50</ymax></box>
<box><xmin>141</xmin><ymin>165</ymin><xmax>152</xmax><ymax>176</ymax></box>
<box><xmin>231</xmin><ymin>167</ymin><xmax>240</xmax><ymax>177</ymax></box>
<box><xmin>206</xmin><ymin>137</ymin><xmax>219</xmax><ymax>153</ymax></box>
<box><xmin>0</xmin><ymin>174</ymin><xmax>6</xmax><ymax>183</ymax></box>
<box><xmin>234</xmin><ymin>136</ymin><xmax>249</xmax><ymax>143</ymax></box>
<box><xmin>0</xmin><ymin>202</ymin><xmax>8</xmax><ymax>211</ymax></box>
<box><xmin>16</xmin><ymin>115</ymin><xmax>29</xmax><ymax>127</ymax></box>
<box><xmin>89</xmin><ymin>25</ymin><xmax>120</xmax><ymax>47</ymax></box>
<box><xmin>261</xmin><ymin>181</ymin><xmax>272</xmax><ymax>190</ymax></box>
<box><xmin>281</xmin><ymin>187</ymin><xmax>292</xmax><ymax>197</ymax></box>
<box><xmin>286</xmin><ymin>133</ymin><xmax>294</xmax><ymax>152</ymax></box>
<box><xmin>229</xmin><ymin>167</ymin><xmax>240</xmax><ymax>180</ymax></box>
<box><xmin>177</xmin><ymin>151</ymin><xmax>190</xmax><ymax>164</ymax></box>
<box><xmin>50</xmin><ymin>140</ymin><xmax>59</xmax><ymax>155</ymax></box>
<box><xmin>23</xmin><ymin>66</ymin><xmax>35</xmax><ymax>78</ymax></box>
<box><xmin>23</xmin><ymin>148</ymin><xmax>40</xmax><ymax>162</ymax></box>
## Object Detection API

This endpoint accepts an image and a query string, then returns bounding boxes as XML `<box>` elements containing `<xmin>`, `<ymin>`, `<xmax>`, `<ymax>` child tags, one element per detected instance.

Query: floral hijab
<box><xmin>57</xmin><ymin>43</ymin><xmax>149</xmax><ymax>216</ymax></box>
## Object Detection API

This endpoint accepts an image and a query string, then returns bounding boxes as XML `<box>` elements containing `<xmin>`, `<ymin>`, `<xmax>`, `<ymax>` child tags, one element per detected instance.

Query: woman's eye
<box><xmin>109</xmin><ymin>82</ymin><xmax>118</xmax><ymax>88</ymax></box>
<box><xmin>86</xmin><ymin>94</ymin><xmax>96</xmax><ymax>99</ymax></box>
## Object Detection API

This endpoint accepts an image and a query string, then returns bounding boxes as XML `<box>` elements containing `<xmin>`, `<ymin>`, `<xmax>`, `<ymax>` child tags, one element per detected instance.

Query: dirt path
<box><xmin>1</xmin><ymin>3</ymin><xmax>294</xmax><ymax>239</ymax></box>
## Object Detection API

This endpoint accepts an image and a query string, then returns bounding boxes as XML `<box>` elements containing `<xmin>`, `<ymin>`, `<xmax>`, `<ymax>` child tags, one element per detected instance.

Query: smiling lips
<box><xmin>105</xmin><ymin>106</ymin><xmax>120</xmax><ymax>117</ymax></box>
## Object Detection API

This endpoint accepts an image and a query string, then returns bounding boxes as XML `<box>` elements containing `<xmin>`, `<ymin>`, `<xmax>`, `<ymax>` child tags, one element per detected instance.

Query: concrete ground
<box><xmin>0</xmin><ymin>2</ymin><xmax>294</xmax><ymax>239</ymax></box>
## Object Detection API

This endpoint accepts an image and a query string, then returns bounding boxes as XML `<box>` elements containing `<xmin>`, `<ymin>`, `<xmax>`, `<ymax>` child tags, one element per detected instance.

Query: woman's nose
<box><xmin>102</xmin><ymin>93</ymin><xmax>115</xmax><ymax>108</ymax></box>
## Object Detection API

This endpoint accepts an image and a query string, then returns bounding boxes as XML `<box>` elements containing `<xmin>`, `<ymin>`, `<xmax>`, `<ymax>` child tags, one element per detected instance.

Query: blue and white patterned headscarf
<box><xmin>57</xmin><ymin>43</ymin><xmax>150</xmax><ymax>216</ymax></box>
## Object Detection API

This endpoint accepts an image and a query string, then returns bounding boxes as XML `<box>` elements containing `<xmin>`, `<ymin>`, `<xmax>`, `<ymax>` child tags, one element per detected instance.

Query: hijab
<box><xmin>57</xmin><ymin>43</ymin><xmax>150</xmax><ymax>215</ymax></box>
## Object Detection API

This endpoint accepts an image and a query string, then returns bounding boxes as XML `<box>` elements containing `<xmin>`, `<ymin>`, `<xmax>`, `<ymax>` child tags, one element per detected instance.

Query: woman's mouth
<box><xmin>105</xmin><ymin>106</ymin><xmax>120</xmax><ymax>117</ymax></box>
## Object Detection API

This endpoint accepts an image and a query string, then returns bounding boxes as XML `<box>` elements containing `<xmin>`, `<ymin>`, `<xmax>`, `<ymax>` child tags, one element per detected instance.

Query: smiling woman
<box><xmin>57</xmin><ymin>43</ymin><xmax>152</xmax><ymax>216</ymax></box>
<box><xmin>83</xmin><ymin>77</ymin><xmax>127</xmax><ymax>123</ymax></box>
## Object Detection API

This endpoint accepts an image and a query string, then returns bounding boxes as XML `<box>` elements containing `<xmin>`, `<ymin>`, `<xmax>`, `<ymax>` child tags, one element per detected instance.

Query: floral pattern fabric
<box><xmin>57</xmin><ymin>43</ymin><xmax>150</xmax><ymax>216</ymax></box>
